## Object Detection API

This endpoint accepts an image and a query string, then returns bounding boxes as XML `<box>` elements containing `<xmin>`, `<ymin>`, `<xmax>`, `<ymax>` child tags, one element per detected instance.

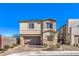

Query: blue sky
<box><xmin>0</xmin><ymin>3</ymin><xmax>79</xmax><ymax>36</ymax></box>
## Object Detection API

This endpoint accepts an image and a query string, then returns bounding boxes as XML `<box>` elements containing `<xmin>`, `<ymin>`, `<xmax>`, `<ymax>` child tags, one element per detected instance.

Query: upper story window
<box><xmin>46</xmin><ymin>22</ymin><xmax>52</xmax><ymax>29</ymax></box>
<box><xmin>29</xmin><ymin>22</ymin><xmax>34</xmax><ymax>29</ymax></box>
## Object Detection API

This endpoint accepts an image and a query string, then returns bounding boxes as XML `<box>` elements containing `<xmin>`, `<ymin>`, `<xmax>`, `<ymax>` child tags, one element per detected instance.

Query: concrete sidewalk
<box><xmin>7</xmin><ymin>51</ymin><xmax>79</xmax><ymax>56</ymax></box>
<box><xmin>1</xmin><ymin>45</ymin><xmax>79</xmax><ymax>56</ymax></box>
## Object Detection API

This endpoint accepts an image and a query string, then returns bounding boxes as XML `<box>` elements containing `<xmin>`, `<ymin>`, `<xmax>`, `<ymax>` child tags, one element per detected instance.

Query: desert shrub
<box><xmin>10</xmin><ymin>44</ymin><xmax>18</xmax><ymax>49</ymax></box>
<box><xmin>12</xmin><ymin>44</ymin><xmax>17</xmax><ymax>47</ymax></box>
<box><xmin>76</xmin><ymin>44</ymin><xmax>78</xmax><ymax>47</ymax></box>
<box><xmin>73</xmin><ymin>43</ymin><xmax>78</xmax><ymax>47</ymax></box>
<box><xmin>3</xmin><ymin>45</ymin><xmax>10</xmax><ymax>51</ymax></box>
<box><xmin>43</xmin><ymin>43</ymin><xmax>48</xmax><ymax>47</ymax></box>
<box><xmin>0</xmin><ymin>48</ymin><xmax>4</xmax><ymax>51</ymax></box>
<box><xmin>56</xmin><ymin>43</ymin><xmax>61</xmax><ymax>48</ymax></box>
<box><xmin>10</xmin><ymin>45</ymin><xmax>14</xmax><ymax>49</ymax></box>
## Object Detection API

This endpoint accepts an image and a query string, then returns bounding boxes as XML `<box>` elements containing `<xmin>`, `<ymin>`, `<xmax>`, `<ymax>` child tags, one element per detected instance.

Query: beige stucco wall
<box><xmin>43</xmin><ymin>32</ymin><xmax>51</xmax><ymax>44</ymax></box>
<box><xmin>20</xmin><ymin>22</ymin><xmax>41</xmax><ymax>34</ymax></box>
<box><xmin>20</xmin><ymin>20</ymin><xmax>56</xmax><ymax>35</ymax></box>
<box><xmin>43</xmin><ymin>31</ymin><xmax>57</xmax><ymax>45</ymax></box>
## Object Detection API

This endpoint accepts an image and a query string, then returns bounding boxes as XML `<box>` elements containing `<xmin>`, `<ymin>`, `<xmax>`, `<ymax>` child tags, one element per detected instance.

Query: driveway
<box><xmin>1</xmin><ymin>45</ymin><xmax>79</xmax><ymax>56</ymax></box>
<box><xmin>0</xmin><ymin>45</ymin><xmax>62</xmax><ymax>56</ymax></box>
<box><xmin>0</xmin><ymin>45</ymin><xmax>45</xmax><ymax>56</ymax></box>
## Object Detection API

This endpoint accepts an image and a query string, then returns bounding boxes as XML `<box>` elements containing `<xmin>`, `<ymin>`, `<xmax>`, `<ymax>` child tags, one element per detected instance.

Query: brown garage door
<box><xmin>25</xmin><ymin>36</ymin><xmax>40</xmax><ymax>45</ymax></box>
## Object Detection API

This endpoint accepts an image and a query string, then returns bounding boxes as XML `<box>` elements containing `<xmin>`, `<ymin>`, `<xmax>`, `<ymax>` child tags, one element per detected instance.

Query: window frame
<box><xmin>46</xmin><ymin>22</ymin><xmax>53</xmax><ymax>29</ymax></box>
<box><xmin>28</xmin><ymin>22</ymin><xmax>34</xmax><ymax>29</ymax></box>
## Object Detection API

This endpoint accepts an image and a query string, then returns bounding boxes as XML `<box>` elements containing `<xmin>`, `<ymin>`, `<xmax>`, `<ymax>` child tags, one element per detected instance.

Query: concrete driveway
<box><xmin>62</xmin><ymin>45</ymin><xmax>79</xmax><ymax>51</ymax></box>
<box><xmin>0</xmin><ymin>45</ymin><xmax>61</xmax><ymax>56</ymax></box>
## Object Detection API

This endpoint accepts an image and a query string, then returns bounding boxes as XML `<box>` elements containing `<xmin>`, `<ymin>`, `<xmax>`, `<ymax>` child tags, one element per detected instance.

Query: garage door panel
<box><xmin>25</xmin><ymin>36</ymin><xmax>40</xmax><ymax>45</ymax></box>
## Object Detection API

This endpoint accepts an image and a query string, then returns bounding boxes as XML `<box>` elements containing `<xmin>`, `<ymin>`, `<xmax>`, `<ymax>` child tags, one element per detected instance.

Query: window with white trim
<box><xmin>29</xmin><ymin>22</ymin><xmax>34</xmax><ymax>29</ymax></box>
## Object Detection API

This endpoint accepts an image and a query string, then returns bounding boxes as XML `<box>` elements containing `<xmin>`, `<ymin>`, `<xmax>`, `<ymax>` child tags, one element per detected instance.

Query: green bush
<box><xmin>0</xmin><ymin>48</ymin><xmax>4</xmax><ymax>51</ymax></box>
<box><xmin>56</xmin><ymin>43</ymin><xmax>61</xmax><ymax>48</ymax></box>
<box><xmin>76</xmin><ymin>44</ymin><xmax>78</xmax><ymax>47</ymax></box>
<box><xmin>4</xmin><ymin>45</ymin><xmax>10</xmax><ymax>51</ymax></box>
<box><xmin>12</xmin><ymin>44</ymin><xmax>17</xmax><ymax>47</ymax></box>
<box><xmin>73</xmin><ymin>43</ymin><xmax>78</xmax><ymax>47</ymax></box>
<box><xmin>10</xmin><ymin>46</ymin><xmax>14</xmax><ymax>49</ymax></box>
<box><xmin>10</xmin><ymin>44</ymin><xmax>18</xmax><ymax>49</ymax></box>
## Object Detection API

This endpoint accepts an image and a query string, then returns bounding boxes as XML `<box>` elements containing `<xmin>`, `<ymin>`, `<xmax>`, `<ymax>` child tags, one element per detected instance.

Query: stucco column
<box><xmin>70</xmin><ymin>28</ymin><xmax>75</xmax><ymax>46</ymax></box>
<box><xmin>53</xmin><ymin>32</ymin><xmax>57</xmax><ymax>45</ymax></box>
<box><xmin>71</xmin><ymin>34</ymin><xmax>74</xmax><ymax>45</ymax></box>
<box><xmin>20</xmin><ymin>36</ymin><xmax>25</xmax><ymax>45</ymax></box>
<box><xmin>41</xmin><ymin>21</ymin><xmax>43</xmax><ymax>45</ymax></box>
<box><xmin>40</xmin><ymin>35</ymin><xmax>43</xmax><ymax>45</ymax></box>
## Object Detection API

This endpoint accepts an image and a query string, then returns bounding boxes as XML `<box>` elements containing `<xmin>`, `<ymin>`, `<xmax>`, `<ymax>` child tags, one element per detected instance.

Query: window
<box><xmin>46</xmin><ymin>22</ymin><xmax>52</xmax><ymax>29</ymax></box>
<box><xmin>29</xmin><ymin>23</ymin><xmax>34</xmax><ymax>29</ymax></box>
<box><xmin>77</xmin><ymin>25</ymin><xmax>79</xmax><ymax>27</ymax></box>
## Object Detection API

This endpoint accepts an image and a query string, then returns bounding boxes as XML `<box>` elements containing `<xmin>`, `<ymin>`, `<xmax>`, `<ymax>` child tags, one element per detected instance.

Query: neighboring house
<box><xmin>58</xmin><ymin>24</ymin><xmax>67</xmax><ymax>44</ymax></box>
<box><xmin>0</xmin><ymin>35</ymin><xmax>17</xmax><ymax>49</ymax></box>
<box><xmin>58</xmin><ymin>19</ymin><xmax>79</xmax><ymax>46</ymax></box>
<box><xmin>19</xmin><ymin>19</ymin><xmax>57</xmax><ymax>46</ymax></box>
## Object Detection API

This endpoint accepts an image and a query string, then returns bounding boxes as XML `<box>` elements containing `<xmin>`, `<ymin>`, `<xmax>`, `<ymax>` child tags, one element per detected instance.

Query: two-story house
<box><xmin>58</xmin><ymin>19</ymin><xmax>79</xmax><ymax>46</ymax></box>
<box><xmin>58</xmin><ymin>24</ymin><xmax>67</xmax><ymax>44</ymax></box>
<box><xmin>19</xmin><ymin>19</ymin><xmax>57</xmax><ymax>46</ymax></box>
